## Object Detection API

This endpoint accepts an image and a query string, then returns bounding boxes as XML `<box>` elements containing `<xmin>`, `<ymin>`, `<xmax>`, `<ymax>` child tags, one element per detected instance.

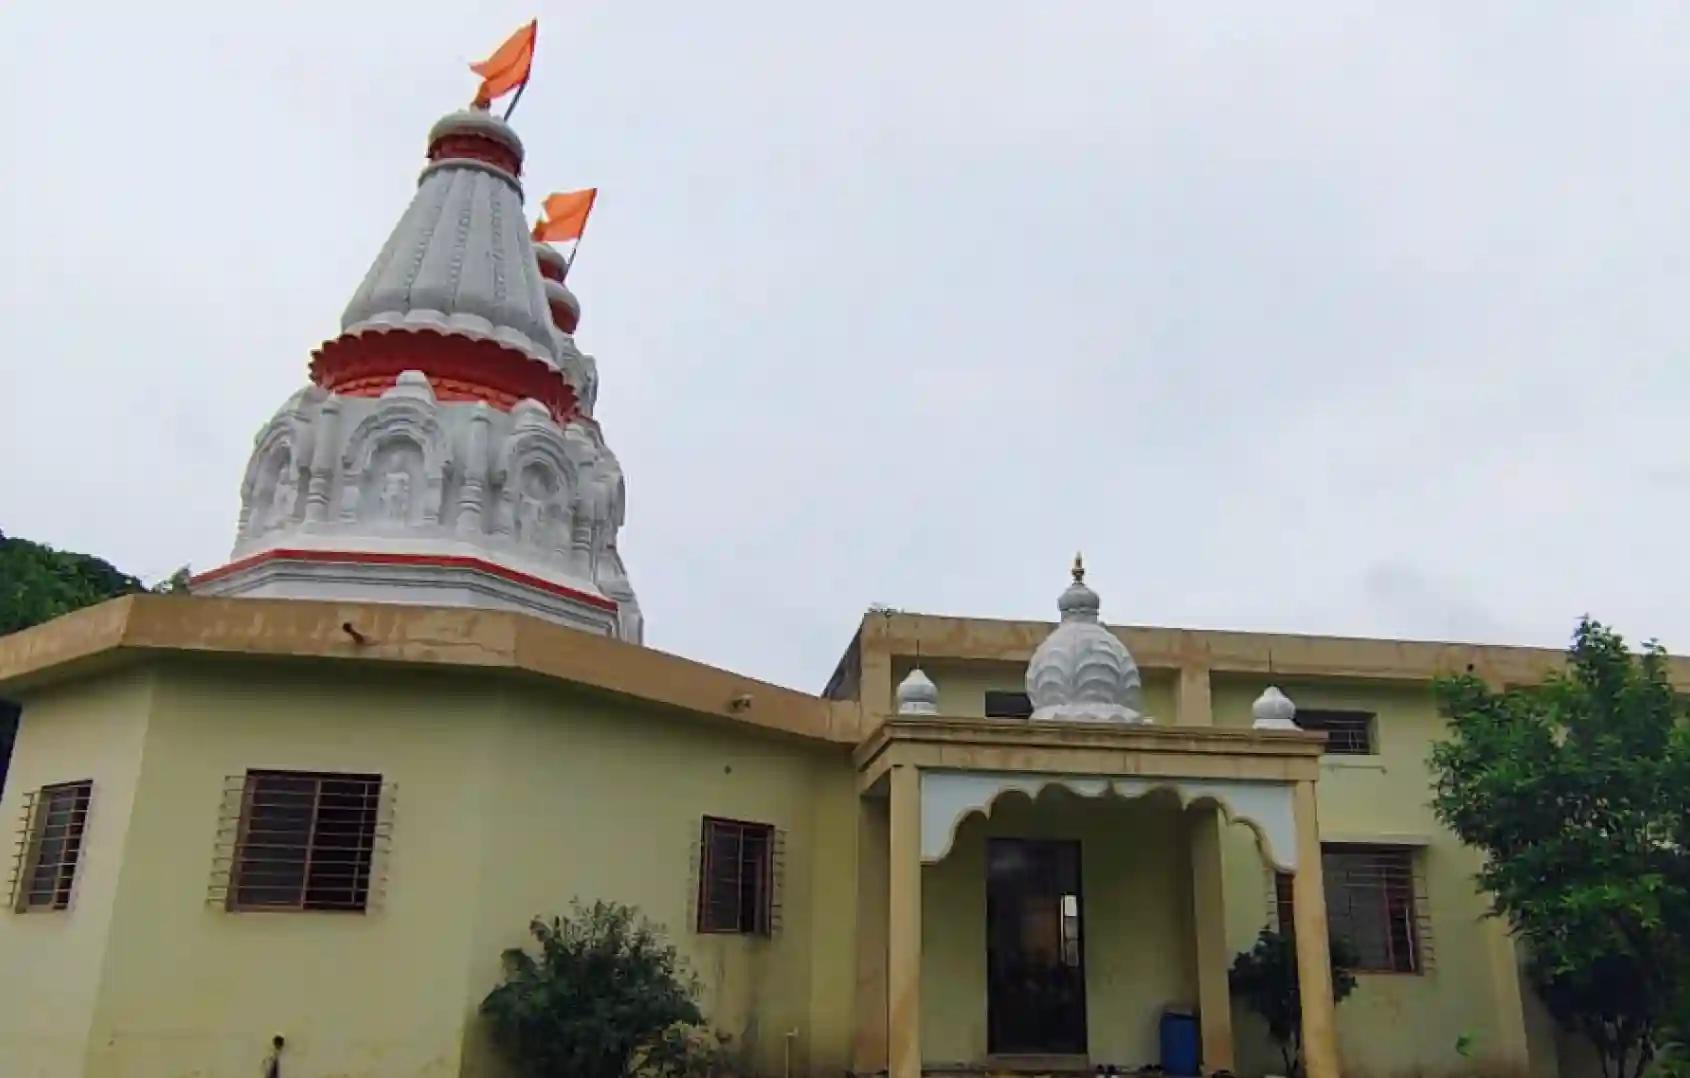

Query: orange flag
<box><xmin>532</xmin><ymin>189</ymin><xmax>599</xmax><ymax>243</ymax></box>
<box><xmin>471</xmin><ymin>20</ymin><xmax>537</xmax><ymax>107</ymax></box>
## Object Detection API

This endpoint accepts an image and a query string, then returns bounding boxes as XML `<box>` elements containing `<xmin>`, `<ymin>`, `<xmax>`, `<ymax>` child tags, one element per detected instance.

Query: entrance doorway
<box><xmin>986</xmin><ymin>838</ymin><xmax>1087</xmax><ymax>1056</ymax></box>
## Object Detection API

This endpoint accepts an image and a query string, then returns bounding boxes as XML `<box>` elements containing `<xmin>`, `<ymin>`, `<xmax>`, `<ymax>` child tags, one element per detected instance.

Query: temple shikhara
<box><xmin>0</xmin><ymin>24</ymin><xmax>1655</xmax><ymax>1078</ymax></box>
<box><xmin>194</xmin><ymin>103</ymin><xmax>640</xmax><ymax>642</ymax></box>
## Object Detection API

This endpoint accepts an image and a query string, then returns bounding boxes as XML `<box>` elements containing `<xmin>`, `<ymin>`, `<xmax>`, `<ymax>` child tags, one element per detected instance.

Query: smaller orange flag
<box><xmin>471</xmin><ymin>20</ymin><xmax>537</xmax><ymax>107</ymax></box>
<box><xmin>532</xmin><ymin>189</ymin><xmax>599</xmax><ymax>243</ymax></box>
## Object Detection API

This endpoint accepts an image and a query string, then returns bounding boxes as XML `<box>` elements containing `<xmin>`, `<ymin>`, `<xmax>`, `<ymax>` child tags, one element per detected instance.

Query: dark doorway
<box><xmin>986</xmin><ymin>838</ymin><xmax>1087</xmax><ymax>1056</ymax></box>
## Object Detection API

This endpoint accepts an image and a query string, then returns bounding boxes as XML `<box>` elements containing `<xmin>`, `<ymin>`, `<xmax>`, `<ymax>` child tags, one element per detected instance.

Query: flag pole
<box><xmin>502</xmin><ymin>22</ymin><xmax>537</xmax><ymax>122</ymax></box>
<box><xmin>503</xmin><ymin>77</ymin><xmax>530</xmax><ymax>121</ymax></box>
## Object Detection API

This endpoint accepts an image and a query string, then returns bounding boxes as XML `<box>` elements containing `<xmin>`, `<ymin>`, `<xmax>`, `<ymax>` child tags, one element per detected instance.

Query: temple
<box><xmin>193</xmin><ymin>108</ymin><xmax>639</xmax><ymax>641</ymax></box>
<box><xmin>0</xmin><ymin>78</ymin><xmax>1654</xmax><ymax>1078</ymax></box>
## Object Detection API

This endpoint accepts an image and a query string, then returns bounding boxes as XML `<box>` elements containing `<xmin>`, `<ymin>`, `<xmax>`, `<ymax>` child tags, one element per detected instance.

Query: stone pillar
<box><xmin>887</xmin><ymin>764</ymin><xmax>922</xmax><ymax>1078</ymax></box>
<box><xmin>1293</xmin><ymin>780</ymin><xmax>1341</xmax><ymax>1078</ymax></box>
<box><xmin>304</xmin><ymin>395</ymin><xmax>341</xmax><ymax>523</ymax></box>
<box><xmin>853</xmin><ymin>795</ymin><xmax>890</xmax><ymax>1073</ymax></box>
<box><xmin>456</xmin><ymin>404</ymin><xmax>491</xmax><ymax>534</ymax></box>
<box><xmin>1177</xmin><ymin>663</ymin><xmax>1213</xmax><ymax>726</ymax></box>
<box><xmin>1188</xmin><ymin>805</ymin><xmax>1235</xmax><ymax>1072</ymax></box>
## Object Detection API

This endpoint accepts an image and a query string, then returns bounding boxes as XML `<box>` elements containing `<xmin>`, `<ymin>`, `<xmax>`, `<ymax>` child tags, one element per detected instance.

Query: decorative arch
<box><xmin>490</xmin><ymin>424</ymin><xmax>578</xmax><ymax>549</ymax></box>
<box><xmin>340</xmin><ymin>399</ymin><xmax>451</xmax><ymax>526</ymax></box>
<box><xmin>239</xmin><ymin>419</ymin><xmax>304</xmax><ymax>536</ymax></box>
<box><xmin>918</xmin><ymin>770</ymin><xmax>1298</xmax><ymax>872</ymax></box>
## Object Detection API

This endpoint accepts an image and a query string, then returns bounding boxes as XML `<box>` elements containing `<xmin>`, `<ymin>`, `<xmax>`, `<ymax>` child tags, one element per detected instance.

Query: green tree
<box><xmin>0</xmin><ymin>529</ymin><xmax>144</xmax><ymax>636</ymax></box>
<box><xmin>1230</xmin><ymin>927</ymin><xmax>1358</xmax><ymax>1076</ymax></box>
<box><xmin>1430</xmin><ymin>618</ymin><xmax>1690</xmax><ymax>1078</ymax></box>
<box><xmin>481</xmin><ymin>900</ymin><xmax>731</xmax><ymax>1078</ymax></box>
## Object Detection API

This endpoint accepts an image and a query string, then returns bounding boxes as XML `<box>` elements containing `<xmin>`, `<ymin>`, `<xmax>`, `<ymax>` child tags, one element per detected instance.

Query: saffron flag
<box><xmin>532</xmin><ymin>188</ymin><xmax>598</xmax><ymax>243</ymax></box>
<box><xmin>471</xmin><ymin>20</ymin><xmax>537</xmax><ymax>106</ymax></box>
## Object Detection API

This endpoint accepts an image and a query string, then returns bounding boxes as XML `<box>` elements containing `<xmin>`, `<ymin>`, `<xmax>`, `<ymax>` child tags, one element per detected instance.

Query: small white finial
<box><xmin>896</xmin><ymin>667</ymin><xmax>939</xmax><ymax>715</ymax></box>
<box><xmin>1252</xmin><ymin>686</ymin><xmax>1299</xmax><ymax>731</ymax></box>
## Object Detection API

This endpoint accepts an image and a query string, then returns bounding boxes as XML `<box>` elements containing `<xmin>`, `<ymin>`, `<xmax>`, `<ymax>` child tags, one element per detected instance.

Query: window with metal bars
<box><xmin>229</xmin><ymin>771</ymin><xmax>382</xmax><ymax>913</ymax></box>
<box><xmin>1295</xmin><ymin>710</ymin><xmax>1375</xmax><ymax>755</ymax></box>
<box><xmin>697</xmin><ymin>817</ymin><xmax>773</xmax><ymax>935</ymax></box>
<box><xmin>1275</xmin><ymin>846</ymin><xmax>1422</xmax><ymax>973</ymax></box>
<box><xmin>12</xmin><ymin>780</ymin><xmax>92</xmax><ymax>911</ymax></box>
<box><xmin>984</xmin><ymin>691</ymin><xmax>1033</xmax><ymax>719</ymax></box>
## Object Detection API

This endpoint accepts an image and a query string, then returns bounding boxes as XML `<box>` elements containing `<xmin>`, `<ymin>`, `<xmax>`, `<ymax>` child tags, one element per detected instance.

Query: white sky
<box><xmin>4</xmin><ymin>3</ymin><xmax>1689</xmax><ymax>690</ymax></box>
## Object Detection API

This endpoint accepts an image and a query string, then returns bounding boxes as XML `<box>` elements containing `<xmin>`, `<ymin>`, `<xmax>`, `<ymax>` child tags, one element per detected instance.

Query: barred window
<box><xmin>698</xmin><ymin>817</ymin><xmax>772</xmax><ymax>935</ymax></box>
<box><xmin>984</xmin><ymin>691</ymin><xmax>1033</xmax><ymax>719</ymax></box>
<box><xmin>1274</xmin><ymin>845</ymin><xmax>1423</xmax><ymax>974</ymax></box>
<box><xmin>11</xmin><ymin>780</ymin><xmax>92</xmax><ymax>911</ymax></box>
<box><xmin>1296</xmin><ymin>710</ymin><xmax>1375</xmax><ymax>755</ymax></box>
<box><xmin>230</xmin><ymin>771</ymin><xmax>382</xmax><ymax>912</ymax></box>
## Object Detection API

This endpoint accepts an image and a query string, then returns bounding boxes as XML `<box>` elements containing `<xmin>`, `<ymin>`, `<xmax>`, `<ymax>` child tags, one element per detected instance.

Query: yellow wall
<box><xmin>920</xmin><ymin>786</ymin><xmax>1196</xmax><ymax>1068</ymax></box>
<box><xmin>457</xmin><ymin>680</ymin><xmax>856</xmax><ymax>1077</ymax></box>
<box><xmin>1212</xmin><ymin>675</ymin><xmax>1534</xmax><ymax>1078</ymax></box>
<box><xmin>0</xmin><ymin>670</ymin><xmax>155</xmax><ymax>1077</ymax></box>
<box><xmin>87</xmin><ymin>661</ymin><xmax>500</xmax><ymax>1077</ymax></box>
<box><xmin>0</xmin><ymin>658</ymin><xmax>859</xmax><ymax>1078</ymax></box>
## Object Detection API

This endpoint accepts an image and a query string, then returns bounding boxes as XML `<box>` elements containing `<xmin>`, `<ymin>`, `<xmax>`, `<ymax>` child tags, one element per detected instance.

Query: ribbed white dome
<box><xmin>340</xmin><ymin>110</ymin><xmax>558</xmax><ymax>369</ymax></box>
<box><xmin>896</xmin><ymin>667</ymin><xmax>939</xmax><ymax>715</ymax></box>
<box><xmin>1026</xmin><ymin>555</ymin><xmax>1148</xmax><ymax>724</ymax></box>
<box><xmin>1252</xmin><ymin>686</ymin><xmax>1300</xmax><ymax>731</ymax></box>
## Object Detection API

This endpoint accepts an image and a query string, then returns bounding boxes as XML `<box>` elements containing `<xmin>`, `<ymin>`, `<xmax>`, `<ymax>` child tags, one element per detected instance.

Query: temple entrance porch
<box><xmin>851</xmin><ymin>717</ymin><xmax>1336</xmax><ymax>1078</ymax></box>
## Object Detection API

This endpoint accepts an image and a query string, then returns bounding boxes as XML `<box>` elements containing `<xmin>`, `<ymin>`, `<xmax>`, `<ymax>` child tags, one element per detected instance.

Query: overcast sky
<box><xmin>4</xmin><ymin>3</ymin><xmax>1689</xmax><ymax>690</ymax></box>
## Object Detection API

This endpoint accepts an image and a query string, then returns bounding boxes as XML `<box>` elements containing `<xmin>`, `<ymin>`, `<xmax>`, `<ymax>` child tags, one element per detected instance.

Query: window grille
<box><xmin>1274</xmin><ymin>845</ymin><xmax>1430</xmax><ymax>974</ymax></box>
<box><xmin>984</xmin><ymin>691</ymin><xmax>1033</xmax><ymax>719</ymax></box>
<box><xmin>697</xmin><ymin>817</ymin><xmax>781</xmax><ymax>935</ymax></box>
<box><xmin>9</xmin><ymin>780</ymin><xmax>92</xmax><ymax>911</ymax></box>
<box><xmin>208</xmin><ymin>771</ymin><xmax>393</xmax><ymax>913</ymax></box>
<box><xmin>1296</xmin><ymin>710</ymin><xmax>1375</xmax><ymax>755</ymax></box>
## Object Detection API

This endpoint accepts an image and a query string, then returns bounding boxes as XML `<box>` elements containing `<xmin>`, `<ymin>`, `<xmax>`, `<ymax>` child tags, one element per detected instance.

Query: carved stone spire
<box><xmin>194</xmin><ymin>103</ymin><xmax>641</xmax><ymax>642</ymax></box>
<box><xmin>1026</xmin><ymin>556</ymin><xmax>1148</xmax><ymax>723</ymax></box>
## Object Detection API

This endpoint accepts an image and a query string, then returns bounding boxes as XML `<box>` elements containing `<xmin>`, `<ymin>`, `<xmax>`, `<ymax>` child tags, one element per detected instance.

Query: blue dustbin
<box><xmin>1160</xmin><ymin>1006</ymin><xmax>1201</xmax><ymax>1076</ymax></box>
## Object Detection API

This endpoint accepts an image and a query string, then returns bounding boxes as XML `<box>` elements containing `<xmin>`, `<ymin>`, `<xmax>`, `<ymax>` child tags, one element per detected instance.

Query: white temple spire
<box><xmin>1026</xmin><ymin>556</ymin><xmax>1148</xmax><ymax>723</ymax></box>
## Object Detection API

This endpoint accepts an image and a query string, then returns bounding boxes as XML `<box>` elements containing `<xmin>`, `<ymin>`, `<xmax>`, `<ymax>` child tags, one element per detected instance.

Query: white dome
<box><xmin>896</xmin><ymin>667</ymin><xmax>939</xmax><ymax>715</ymax></box>
<box><xmin>1026</xmin><ymin>555</ymin><xmax>1148</xmax><ymax>724</ymax></box>
<box><xmin>1251</xmin><ymin>686</ymin><xmax>1300</xmax><ymax>731</ymax></box>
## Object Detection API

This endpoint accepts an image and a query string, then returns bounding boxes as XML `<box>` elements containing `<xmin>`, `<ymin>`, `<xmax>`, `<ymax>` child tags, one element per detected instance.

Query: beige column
<box><xmin>853</xmin><ymin>795</ymin><xmax>890</xmax><ymax>1073</ymax></box>
<box><xmin>1177</xmin><ymin>663</ymin><xmax>1214</xmax><ymax>726</ymax></box>
<box><xmin>1188</xmin><ymin>805</ymin><xmax>1235</xmax><ymax>1072</ymax></box>
<box><xmin>1292</xmin><ymin>779</ymin><xmax>1340</xmax><ymax>1078</ymax></box>
<box><xmin>888</xmin><ymin>764</ymin><xmax>923</xmax><ymax>1078</ymax></box>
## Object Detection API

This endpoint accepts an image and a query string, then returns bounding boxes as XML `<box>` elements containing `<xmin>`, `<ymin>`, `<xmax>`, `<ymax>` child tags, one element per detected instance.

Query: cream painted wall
<box><xmin>457</xmin><ymin>681</ymin><xmax>857</xmax><ymax>1077</ymax></box>
<box><xmin>1212</xmin><ymin>675</ymin><xmax>1535</xmax><ymax>1078</ymax></box>
<box><xmin>86</xmin><ymin>661</ymin><xmax>497</xmax><ymax>1078</ymax></box>
<box><xmin>1</xmin><ymin>657</ymin><xmax>860</xmax><ymax>1078</ymax></box>
<box><xmin>920</xmin><ymin>786</ymin><xmax>1196</xmax><ymax>1068</ymax></box>
<box><xmin>0</xmin><ymin>670</ymin><xmax>155</xmax><ymax>1077</ymax></box>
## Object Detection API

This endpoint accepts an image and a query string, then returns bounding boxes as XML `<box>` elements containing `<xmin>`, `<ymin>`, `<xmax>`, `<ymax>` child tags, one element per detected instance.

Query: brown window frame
<box><xmin>1296</xmin><ymin>710</ymin><xmax>1376</xmax><ymax>755</ymax></box>
<box><xmin>228</xmin><ymin>770</ymin><xmax>382</xmax><ymax>914</ymax></box>
<box><xmin>13</xmin><ymin>780</ymin><xmax>93</xmax><ymax>912</ymax></box>
<box><xmin>1277</xmin><ymin>845</ymin><xmax>1422</xmax><ymax>974</ymax></box>
<box><xmin>697</xmin><ymin>816</ymin><xmax>774</xmax><ymax>935</ymax></box>
<box><xmin>984</xmin><ymin>691</ymin><xmax>1034</xmax><ymax>720</ymax></box>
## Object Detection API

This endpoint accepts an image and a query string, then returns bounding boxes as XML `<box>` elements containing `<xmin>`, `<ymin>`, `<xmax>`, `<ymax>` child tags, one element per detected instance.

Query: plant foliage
<box><xmin>480</xmin><ymin>900</ymin><xmax>732</xmax><ymax>1078</ymax></box>
<box><xmin>0</xmin><ymin>529</ymin><xmax>143</xmax><ymax>637</ymax></box>
<box><xmin>1430</xmin><ymin>618</ymin><xmax>1690</xmax><ymax>1078</ymax></box>
<box><xmin>1229</xmin><ymin>927</ymin><xmax>1358</xmax><ymax>1076</ymax></box>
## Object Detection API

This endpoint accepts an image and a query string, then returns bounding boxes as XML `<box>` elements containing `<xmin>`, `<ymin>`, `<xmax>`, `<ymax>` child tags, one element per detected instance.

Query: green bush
<box><xmin>480</xmin><ymin>900</ymin><xmax>733</xmax><ymax>1078</ymax></box>
<box><xmin>1229</xmin><ymin>927</ymin><xmax>1358</xmax><ymax>1076</ymax></box>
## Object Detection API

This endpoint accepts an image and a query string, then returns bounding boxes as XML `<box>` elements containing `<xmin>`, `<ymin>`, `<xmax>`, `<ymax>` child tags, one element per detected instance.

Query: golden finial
<box><xmin>1071</xmin><ymin>551</ymin><xmax>1085</xmax><ymax>583</ymax></box>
